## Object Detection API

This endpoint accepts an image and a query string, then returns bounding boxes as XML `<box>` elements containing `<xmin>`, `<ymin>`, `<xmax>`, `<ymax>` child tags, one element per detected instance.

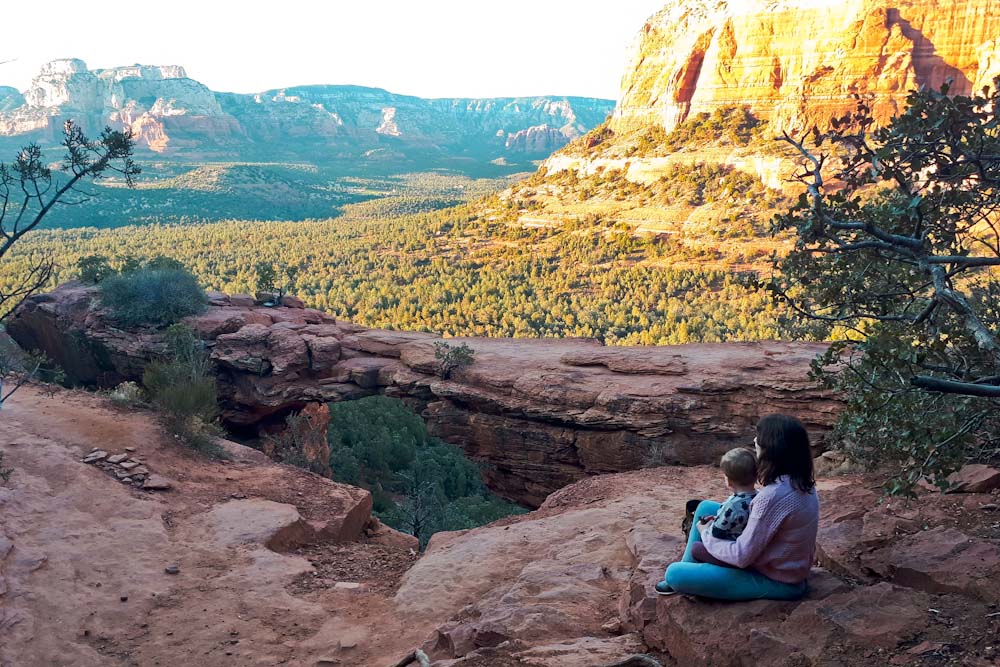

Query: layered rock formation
<box><xmin>7</xmin><ymin>283</ymin><xmax>840</xmax><ymax>506</ymax></box>
<box><xmin>399</xmin><ymin>467</ymin><xmax>1000</xmax><ymax>666</ymax></box>
<box><xmin>4</xmin><ymin>380</ymin><xmax>997</xmax><ymax>666</ymax></box>
<box><xmin>613</xmin><ymin>0</ymin><xmax>1000</xmax><ymax>135</ymax></box>
<box><xmin>0</xmin><ymin>59</ymin><xmax>239</xmax><ymax>146</ymax></box>
<box><xmin>0</xmin><ymin>59</ymin><xmax>613</xmax><ymax>157</ymax></box>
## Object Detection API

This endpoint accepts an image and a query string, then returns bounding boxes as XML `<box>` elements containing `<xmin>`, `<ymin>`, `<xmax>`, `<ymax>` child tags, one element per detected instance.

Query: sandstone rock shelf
<box><xmin>3</xmin><ymin>383</ymin><xmax>997</xmax><ymax>666</ymax></box>
<box><xmin>8</xmin><ymin>283</ymin><xmax>840</xmax><ymax>506</ymax></box>
<box><xmin>401</xmin><ymin>467</ymin><xmax>1000</xmax><ymax>666</ymax></box>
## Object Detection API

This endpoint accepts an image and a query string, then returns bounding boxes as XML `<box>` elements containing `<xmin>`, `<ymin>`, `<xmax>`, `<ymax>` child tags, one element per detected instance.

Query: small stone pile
<box><xmin>81</xmin><ymin>447</ymin><xmax>172</xmax><ymax>490</ymax></box>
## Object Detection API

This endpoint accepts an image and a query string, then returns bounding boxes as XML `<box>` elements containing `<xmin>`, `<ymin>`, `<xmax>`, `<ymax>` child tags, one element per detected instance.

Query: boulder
<box><xmin>229</xmin><ymin>293</ymin><xmax>256</xmax><ymax>308</ymax></box>
<box><xmin>312</xmin><ymin>486</ymin><xmax>373</xmax><ymax>545</ymax></box>
<box><xmin>212</xmin><ymin>324</ymin><xmax>273</xmax><ymax>374</ymax></box>
<box><xmin>281</xmin><ymin>295</ymin><xmax>306</xmax><ymax>309</ymax></box>
<box><xmin>303</xmin><ymin>335</ymin><xmax>342</xmax><ymax>373</ymax></box>
<box><xmin>778</xmin><ymin>583</ymin><xmax>929</xmax><ymax>652</ymax></box>
<box><xmin>183</xmin><ymin>308</ymin><xmax>273</xmax><ymax>339</ymax></box>
<box><xmin>205</xmin><ymin>291</ymin><xmax>230</xmax><ymax>306</ymax></box>
<box><xmin>203</xmin><ymin>499</ymin><xmax>314</xmax><ymax>551</ymax></box>
<box><xmin>266</xmin><ymin>326</ymin><xmax>310</xmax><ymax>376</ymax></box>
<box><xmin>947</xmin><ymin>464</ymin><xmax>1000</xmax><ymax>494</ymax></box>
<box><xmin>365</xmin><ymin>518</ymin><xmax>420</xmax><ymax>551</ymax></box>
<box><xmin>863</xmin><ymin>527</ymin><xmax>1000</xmax><ymax>602</ymax></box>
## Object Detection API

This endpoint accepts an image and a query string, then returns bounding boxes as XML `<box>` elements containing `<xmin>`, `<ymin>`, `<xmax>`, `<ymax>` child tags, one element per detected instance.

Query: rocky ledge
<box><xmin>398</xmin><ymin>466</ymin><xmax>1000</xmax><ymax>667</ymax></box>
<box><xmin>7</xmin><ymin>283</ymin><xmax>841</xmax><ymax>506</ymax></box>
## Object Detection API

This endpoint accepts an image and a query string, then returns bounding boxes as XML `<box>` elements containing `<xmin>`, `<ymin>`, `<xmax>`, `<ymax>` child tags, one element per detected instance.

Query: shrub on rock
<box><xmin>143</xmin><ymin>325</ymin><xmax>225</xmax><ymax>458</ymax></box>
<box><xmin>99</xmin><ymin>263</ymin><xmax>207</xmax><ymax>327</ymax></box>
<box><xmin>108</xmin><ymin>381</ymin><xmax>145</xmax><ymax>407</ymax></box>
<box><xmin>76</xmin><ymin>255</ymin><xmax>117</xmax><ymax>284</ymax></box>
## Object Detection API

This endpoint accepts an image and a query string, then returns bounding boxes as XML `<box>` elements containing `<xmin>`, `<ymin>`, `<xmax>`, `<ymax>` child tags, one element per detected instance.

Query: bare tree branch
<box><xmin>910</xmin><ymin>376</ymin><xmax>1000</xmax><ymax>397</ymax></box>
<box><xmin>0</xmin><ymin>121</ymin><xmax>137</xmax><ymax>319</ymax></box>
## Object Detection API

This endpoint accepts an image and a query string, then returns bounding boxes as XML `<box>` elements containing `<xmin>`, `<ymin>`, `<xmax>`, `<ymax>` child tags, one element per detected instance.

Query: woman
<box><xmin>658</xmin><ymin>414</ymin><xmax>819</xmax><ymax>601</ymax></box>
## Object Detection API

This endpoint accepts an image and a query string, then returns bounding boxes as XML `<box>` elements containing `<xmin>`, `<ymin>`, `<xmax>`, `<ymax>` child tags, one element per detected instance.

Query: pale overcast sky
<box><xmin>0</xmin><ymin>0</ymin><xmax>665</xmax><ymax>100</ymax></box>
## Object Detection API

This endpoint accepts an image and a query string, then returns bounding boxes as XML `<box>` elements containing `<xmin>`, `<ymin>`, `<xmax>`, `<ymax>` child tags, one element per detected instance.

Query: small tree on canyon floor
<box><xmin>764</xmin><ymin>80</ymin><xmax>1000</xmax><ymax>494</ymax></box>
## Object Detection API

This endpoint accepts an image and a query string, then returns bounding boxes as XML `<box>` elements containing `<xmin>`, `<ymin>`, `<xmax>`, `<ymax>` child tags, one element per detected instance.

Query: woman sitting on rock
<box><xmin>657</xmin><ymin>414</ymin><xmax>819</xmax><ymax>600</ymax></box>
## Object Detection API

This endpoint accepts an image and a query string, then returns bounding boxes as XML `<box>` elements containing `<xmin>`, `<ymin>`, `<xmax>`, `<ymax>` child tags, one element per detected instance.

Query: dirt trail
<box><xmin>0</xmin><ymin>386</ymin><xmax>430</xmax><ymax>667</ymax></box>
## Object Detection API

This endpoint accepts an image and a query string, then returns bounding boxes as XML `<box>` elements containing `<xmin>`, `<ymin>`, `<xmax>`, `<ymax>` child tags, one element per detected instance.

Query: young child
<box><xmin>707</xmin><ymin>447</ymin><xmax>758</xmax><ymax>540</ymax></box>
<box><xmin>656</xmin><ymin>448</ymin><xmax>758</xmax><ymax>594</ymax></box>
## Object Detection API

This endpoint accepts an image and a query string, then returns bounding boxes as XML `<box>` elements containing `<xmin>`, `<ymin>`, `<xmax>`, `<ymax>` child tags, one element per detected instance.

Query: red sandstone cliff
<box><xmin>613</xmin><ymin>0</ymin><xmax>1000</xmax><ymax>135</ymax></box>
<box><xmin>6</xmin><ymin>283</ymin><xmax>840</xmax><ymax>506</ymax></box>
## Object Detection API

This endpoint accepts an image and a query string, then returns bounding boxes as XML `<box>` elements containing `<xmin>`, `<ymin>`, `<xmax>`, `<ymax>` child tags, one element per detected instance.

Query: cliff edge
<box><xmin>6</xmin><ymin>282</ymin><xmax>841</xmax><ymax>506</ymax></box>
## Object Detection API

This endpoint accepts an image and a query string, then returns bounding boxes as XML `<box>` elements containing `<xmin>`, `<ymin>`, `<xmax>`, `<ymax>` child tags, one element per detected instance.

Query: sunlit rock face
<box><xmin>613</xmin><ymin>0</ymin><xmax>1000</xmax><ymax>135</ymax></box>
<box><xmin>0</xmin><ymin>60</ymin><xmax>614</xmax><ymax>157</ymax></box>
<box><xmin>0</xmin><ymin>87</ymin><xmax>24</xmax><ymax>113</ymax></box>
<box><xmin>0</xmin><ymin>58</ymin><xmax>236</xmax><ymax>148</ymax></box>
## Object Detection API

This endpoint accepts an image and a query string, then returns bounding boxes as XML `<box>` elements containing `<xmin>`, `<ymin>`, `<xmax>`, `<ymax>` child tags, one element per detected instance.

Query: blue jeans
<box><xmin>664</xmin><ymin>500</ymin><xmax>808</xmax><ymax>601</ymax></box>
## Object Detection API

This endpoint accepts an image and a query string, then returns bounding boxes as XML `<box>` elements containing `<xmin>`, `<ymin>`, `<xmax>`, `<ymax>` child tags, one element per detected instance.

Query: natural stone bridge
<box><xmin>8</xmin><ymin>283</ymin><xmax>841</xmax><ymax>506</ymax></box>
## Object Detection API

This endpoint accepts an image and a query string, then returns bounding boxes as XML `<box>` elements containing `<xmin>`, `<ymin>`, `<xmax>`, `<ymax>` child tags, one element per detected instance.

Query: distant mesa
<box><xmin>0</xmin><ymin>58</ymin><xmax>615</xmax><ymax>158</ymax></box>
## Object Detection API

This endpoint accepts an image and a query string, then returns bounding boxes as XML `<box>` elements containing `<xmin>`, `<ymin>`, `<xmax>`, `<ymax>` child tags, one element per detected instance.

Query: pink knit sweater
<box><xmin>700</xmin><ymin>476</ymin><xmax>819</xmax><ymax>583</ymax></box>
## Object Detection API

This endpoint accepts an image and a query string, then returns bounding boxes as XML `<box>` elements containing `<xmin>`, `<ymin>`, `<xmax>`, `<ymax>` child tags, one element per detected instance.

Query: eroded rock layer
<box><xmin>614</xmin><ymin>0</ymin><xmax>1000</xmax><ymax>134</ymax></box>
<box><xmin>7</xmin><ymin>283</ymin><xmax>840</xmax><ymax>505</ymax></box>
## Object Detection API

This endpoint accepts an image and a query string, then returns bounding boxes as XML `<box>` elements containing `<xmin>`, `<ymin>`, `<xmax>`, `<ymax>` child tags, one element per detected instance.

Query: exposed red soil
<box><xmin>0</xmin><ymin>385</ymin><xmax>430</xmax><ymax>667</ymax></box>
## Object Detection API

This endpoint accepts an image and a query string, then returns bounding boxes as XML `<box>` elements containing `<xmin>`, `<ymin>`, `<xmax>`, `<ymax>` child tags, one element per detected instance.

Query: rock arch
<box><xmin>7</xmin><ymin>283</ymin><xmax>840</xmax><ymax>506</ymax></box>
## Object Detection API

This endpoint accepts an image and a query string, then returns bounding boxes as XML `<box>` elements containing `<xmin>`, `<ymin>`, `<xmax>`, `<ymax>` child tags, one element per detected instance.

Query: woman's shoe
<box><xmin>654</xmin><ymin>580</ymin><xmax>676</xmax><ymax>596</ymax></box>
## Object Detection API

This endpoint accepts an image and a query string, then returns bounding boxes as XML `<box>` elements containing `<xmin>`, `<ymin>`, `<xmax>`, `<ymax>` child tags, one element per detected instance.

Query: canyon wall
<box><xmin>7</xmin><ymin>283</ymin><xmax>840</xmax><ymax>506</ymax></box>
<box><xmin>613</xmin><ymin>0</ymin><xmax>1000</xmax><ymax>135</ymax></box>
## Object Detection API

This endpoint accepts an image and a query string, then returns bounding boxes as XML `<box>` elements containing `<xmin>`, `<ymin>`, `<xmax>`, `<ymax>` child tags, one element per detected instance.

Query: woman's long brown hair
<box><xmin>756</xmin><ymin>414</ymin><xmax>815</xmax><ymax>493</ymax></box>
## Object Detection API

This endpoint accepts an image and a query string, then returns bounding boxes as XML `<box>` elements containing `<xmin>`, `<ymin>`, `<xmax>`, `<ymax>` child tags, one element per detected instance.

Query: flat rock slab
<box><xmin>202</xmin><ymin>498</ymin><xmax>314</xmax><ymax>551</ymax></box>
<box><xmin>513</xmin><ymin>634</ymin><xmax>646</xmax><ymax>667</ymax></box>
<box><xmin>142</xmin><ymin>475</ymin><xmax>173</xmax><ymax>491</ymax></box>
<box><xmin>947</xmin><ymin>464</ymin><xmax>1000</xmax><ymax>494</ymax></box>
<box><xmin>867</xmin><ymin>527</ymin><xmax>1000</xmax><ymax>602</ymax></box>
